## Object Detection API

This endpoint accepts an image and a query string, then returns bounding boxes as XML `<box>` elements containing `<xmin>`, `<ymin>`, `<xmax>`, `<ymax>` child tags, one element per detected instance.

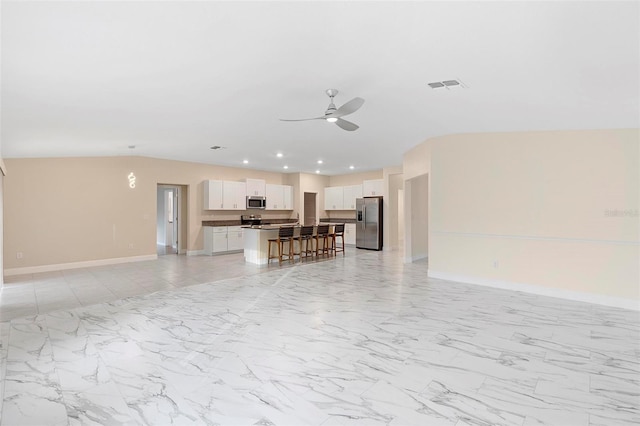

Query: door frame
<box><xmin>157</xmin><ymin>184</ymin><xmax>186</xmax><ymax>254</ymax></box>
<box><xmin>303</xmin><ymin>192</ymin><xmax>317</xmax><ymax>226</ymax></box>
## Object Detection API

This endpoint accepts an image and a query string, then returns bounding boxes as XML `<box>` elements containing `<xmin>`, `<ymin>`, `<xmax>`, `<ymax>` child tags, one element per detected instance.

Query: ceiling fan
<box><xmin>280</xmin><ymin>89</ymin><xmax>364</xmax><ymax>131</ymax></box>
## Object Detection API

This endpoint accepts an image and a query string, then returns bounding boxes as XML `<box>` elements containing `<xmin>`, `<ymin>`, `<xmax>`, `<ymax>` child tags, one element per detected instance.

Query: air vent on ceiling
<box><xmin>428</xmin><ymin>79</ymin><xmax>466</xmax><ymax>90</ymax></box>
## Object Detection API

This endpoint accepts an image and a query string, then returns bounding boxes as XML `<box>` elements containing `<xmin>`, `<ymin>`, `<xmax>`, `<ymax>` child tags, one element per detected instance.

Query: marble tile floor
<box><xmin>0</xmin><ymin>249</ymin><xmax>347</xmax><ymax>323</ymax></box>
<box><xmin>0</xmin><ymin>249</ymin><xmax>639</xmax><ymax>425</ymax></box>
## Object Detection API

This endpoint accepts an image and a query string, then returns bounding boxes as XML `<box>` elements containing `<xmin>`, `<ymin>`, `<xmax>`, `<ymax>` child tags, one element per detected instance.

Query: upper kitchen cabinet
<box><xmin>324</xmin><ymin>186</ymin><xmax>344</xmax><ymax>210</ymax></box>
<box><xmin>204</xmin><ymin>180</ymin><xmax>224</xmax><ymax>210</ymax></box>
<box><xmin>283</xmin><ymin>185</ymin><xmax>293</xmax><ymax>210</ymax></box>
<box><xmin>343</xmin><ymin>184</ymin><xmax>362</xmax><ymax>210</ymax></box>
<box><xmin>266</xmin><ymin>184</ymin><xmax>294</xmax><ymax>210</ymax></box>
<box><xmin>325</xmin><ymin>184</ymin><xmax>361</xmax><ymax>210</ymax></box>
<box><xmin>245</xmin><ymin>179</ymin><xmax>266</xmax><ymax>197</ymax></box>
<box><xmin>223</xmin><ymin>181</ymin><xmax>247</xmax><ymax>210</ymax></box>
<box><xmin>203</xmin><ymin>180</ymin><xmax>246</xmax><ymax>210</ymax></box>
<box><xmin>363</xmin><ymin>179</ymin><xmax>384</xmax><ymax>196</ymax></box>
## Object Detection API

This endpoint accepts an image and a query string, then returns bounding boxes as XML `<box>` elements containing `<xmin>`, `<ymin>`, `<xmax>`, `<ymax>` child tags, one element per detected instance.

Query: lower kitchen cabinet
<box><xmin>226</xmin><ymin>226</ymin><xmax>244</xmax><ymax>251</ymax></box>
<box><xmin>344</xmin><ymin>223</ymin><xmax>356</xmax><ymax>245</ymax></box>
<box><xmin>204</xmin><ymin>226</ymin><xmax>244</xmax><ymax>254</ymax></box>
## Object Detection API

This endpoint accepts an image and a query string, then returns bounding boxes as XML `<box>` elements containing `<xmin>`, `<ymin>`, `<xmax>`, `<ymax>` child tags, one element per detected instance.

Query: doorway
<box><xmin>303</xmin><ymin>192</ymin><xmax>317</xmax><ymax>225</ymax></box>
<box><xmin>157</xmin><ymin>185</ymin><xmax>184</xmax><ymax>256</ymax></box>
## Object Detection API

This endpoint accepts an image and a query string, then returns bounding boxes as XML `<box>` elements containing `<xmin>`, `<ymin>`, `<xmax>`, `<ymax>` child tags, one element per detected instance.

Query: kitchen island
<box><xmin>244</xmin><ymin>224</ymin><xmax>344</xmax><ymax>264</ymax></box>
<box><xmin>243</xmin><ymin>226</ymin><xmax>290</xmax><ymax>265</ymax></box>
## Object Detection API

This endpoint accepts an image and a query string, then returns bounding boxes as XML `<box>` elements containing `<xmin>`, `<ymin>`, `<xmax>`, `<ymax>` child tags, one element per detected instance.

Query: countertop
<box><xmin>202</xmin><ymin>218</ymin><xmax>298</xmax><ymax>227</ymax></box>
<box><xmin>320</xmin><ymin>218</ymin><xmax>356</xmax><ymax>224</ymax></box>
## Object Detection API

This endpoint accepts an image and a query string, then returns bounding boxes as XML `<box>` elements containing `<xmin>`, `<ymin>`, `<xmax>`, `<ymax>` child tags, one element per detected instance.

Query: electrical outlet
<box><xmin>128</xmin><ymin>243</ymin><xmax>134</xmax><ymax>249</ymax></box>
<box><xmin>493</xmin><ymin>260</ymin><xmax>499</xmax><ymax>268</ymax></box>
<box><xmin>16</xmin><ymin>252</ymin><xmax>23</xmax><ymax>259</ymax></box>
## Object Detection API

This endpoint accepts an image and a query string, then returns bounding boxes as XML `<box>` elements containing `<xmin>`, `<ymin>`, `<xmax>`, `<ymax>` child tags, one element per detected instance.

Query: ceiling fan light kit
<box><xmin>280</xmin><ymin>89</ymin><xmax>364</xmax><ymax>131</ymax></box>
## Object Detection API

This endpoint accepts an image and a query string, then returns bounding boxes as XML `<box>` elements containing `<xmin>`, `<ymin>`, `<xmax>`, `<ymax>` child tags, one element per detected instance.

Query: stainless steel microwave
<box><xmin>246</xmin><ymin>196</ymin><xmax>266</xmax><ymax>209</ymax></box>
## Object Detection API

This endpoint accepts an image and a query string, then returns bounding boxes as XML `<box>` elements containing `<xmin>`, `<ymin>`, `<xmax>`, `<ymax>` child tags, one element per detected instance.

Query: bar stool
<box><xmin>330</xmin><ymin>223</ymin><xmax>345</xmax><ymax>255</ymax></box>
<box><xmin>314</xmin><ymin>224</ymin><xmax>331</xmax><ymax>257</ymax></box>
<box><xmin>295</xmin><ymin>226</ymin><xmax>315</xmax><ymax>261</ymax></box>
<box><xmin>267</xmin><ymin>226</ymin><xmax>294</xmax><ymax>265</ymax></box>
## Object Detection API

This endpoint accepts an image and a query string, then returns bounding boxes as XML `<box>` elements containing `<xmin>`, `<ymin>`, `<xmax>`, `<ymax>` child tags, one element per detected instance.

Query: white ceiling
<box><xmin>2</xmin><ymin>1</ymin><xmax>639</xmax><ymax>176</ymax></box>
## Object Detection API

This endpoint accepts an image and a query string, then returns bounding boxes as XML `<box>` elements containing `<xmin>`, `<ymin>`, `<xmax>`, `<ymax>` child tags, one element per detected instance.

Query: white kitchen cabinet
<box><xmin>266</xmin><ymin>184</ymin><xmax>293</xmax><ymax>210</ymax></box>
<box><xmin>363</xmin><ymin>179</ymin><xmax>384</xmax><ymax>197</ymax></box>
<box><xmin>324</xmin><ymin>186</ymin><xmax>344</xmax><ymax>210</ymax></box>
<box><xmin>204</xmin><ymin>226</ymin><xmax>229</xmax><ymax>254</ymax></box>
<box><xmin>266</xmin><ymin>184</ymin><xmax>283</xmax><ymax>210</ymax></box>
<box><xmin>283</xmin><ymin>185</ymin><xmax>293</xmax><ymax>210</ymax></box>
<box><xmin>204</xmin><ymin>226</ymin><xmax>244</xmax><ymax>254</ymax></box>
<box><xmin>344</xmin><ymin>223</ymin><xmax>356</xmax><ymax>245</ymax></box>
<box><xmin>226</xmin><ymin>226</ymin><xmax>244</xmax><ymax>251</ymax></box>
<box><xmin>343</xmin><ymin>184</ymin><xmax>362</xmax><ymax>210</ymax></box>
<box><xmin>204</xmin><ymin>180</ymin><xmax>246</xmax><ymax>210</ymax></box>
<box><xmin>223</xmin><ymin>181</ymin><xmax>247</xmax><ymax>210</ymax></box>
<box><xmin>204</xmin><ymin>180</ymin><xmax>224</xmax><ymax>210</ymax></box>
<box><xmin>245</xmin><ymin>179</ymin><xmax>266</xmax><ymax>196</ymax></box>
<box><xmin>212</xmin><ymin>231</ymin><xmax>228</xmax><ymax>253</ymax></box>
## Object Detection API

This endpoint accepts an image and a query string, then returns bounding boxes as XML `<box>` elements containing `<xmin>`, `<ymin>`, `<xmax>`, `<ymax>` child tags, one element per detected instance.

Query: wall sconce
<box><xmin>128</xmin><ymin>172</ymin><xmax>136</xmax><ymax>188</ymax></box>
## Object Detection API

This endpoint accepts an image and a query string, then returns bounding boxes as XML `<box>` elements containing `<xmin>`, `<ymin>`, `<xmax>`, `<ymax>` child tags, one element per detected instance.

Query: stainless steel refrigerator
<box><xmin>356</xmin><ymin>196</ymin><xmax>383</xmax><ymax>250</ymax></box>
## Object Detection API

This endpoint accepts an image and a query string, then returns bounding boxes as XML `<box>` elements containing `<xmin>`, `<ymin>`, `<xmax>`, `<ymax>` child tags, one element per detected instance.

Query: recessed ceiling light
<box><xmin>317</xmin><ymin>160</ymin><xmax>323</xmax><ymax>164</ymax></box>
<box><xmin>349</xmin><ymin>165</ymin><xmax>355</xmax><ymax>170</ymax></box>
<box><xmin>315</xmin><ymin>170</ymin><xmax>320</xmax><ymax>174</ymax></box>
<box><xmin>128</xmin><ymin>145</ymin><xmax>136</xmax><ymax>149</ymax></box>
<box><xmin>243</xmin><ymin>160</ymin><xmax>249</xmax><ymax>164</ymax></box>
<box><xmin>283</xmin><ymin>165</ymin><xmax>289</xmax><ymax>169</ymax></box>
<box><xmin>276</xmin><ymin>153</ymin><xmax>283</xmax><ymax>158</ymax></box>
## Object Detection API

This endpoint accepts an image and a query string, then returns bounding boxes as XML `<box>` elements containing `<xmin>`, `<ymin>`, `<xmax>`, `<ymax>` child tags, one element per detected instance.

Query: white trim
<box><xmin>4</xmin><ymin>254</ymin><xmax>158</xmax><ymax>277</ymax></box>
<box><xmin>405</xmin><ymin>254</ymin><xmax>428</xmax><ymax>264</ymax></box>
<box><xmin>187</xmin><ymin>250</ymin><xmax>205</xmax><ymax>256</ymax></box>
<box><xmin>428</xmin><ymin>270</ymin><xmax>640</xmax><ymax>311</ymax></box>
<box><xmin>431</xmin><ymin>230</ymin><xmax>639</xmax><ymax>246</ymax></box>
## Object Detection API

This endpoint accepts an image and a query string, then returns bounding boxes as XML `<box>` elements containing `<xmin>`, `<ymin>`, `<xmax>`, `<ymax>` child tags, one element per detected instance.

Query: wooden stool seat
<box><xmin>331</xmin><ymin>223</ymin><xmax>345</xmax><ymax>255</ymax></box>
<box><xmin>315</xmin><ymin>224</ymin><xmax>331</xmax><ymax>257</ymax></box>
<box><xmin>295</xmin><ymin>225</ymin><xmax>315</xmax><ymax>260</ymax></box>
<box><xmin>268</xmin><ymin>226</ymin><xmax>294</xmax><ymax>264</ymax></box>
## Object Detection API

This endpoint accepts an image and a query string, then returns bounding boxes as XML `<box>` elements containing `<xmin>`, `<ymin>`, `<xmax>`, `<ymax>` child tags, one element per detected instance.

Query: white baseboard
<box><xmin>405</xmin><ymin>254</ymin><xmax>428</xmax><ymax>264</ymax></box>
<box><xmin>186</xmin><ymin>250</ymin><xmax>205</xmax><ymax>256</ymax></box>
<box><xmin>428</xmin><ymin>270</ymin><xmax>640</xmax><ymax>311</ymax></box>
<box><xmin>4</xmin><ymin>254</ymin><xmax>158</xmax><ymax>277</ymax></box>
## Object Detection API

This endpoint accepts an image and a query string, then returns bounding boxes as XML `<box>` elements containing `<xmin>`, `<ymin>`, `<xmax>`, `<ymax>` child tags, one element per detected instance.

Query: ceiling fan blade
<box><xmin>335</xmin><ymin>118</ymin><xmax>359</xmax><ymax>131</ymax></box>
<box><xmin>330</xmin><ymin>97</ymin><xmax>365</xmax><ymax>118</ymax></box>
<box><xmin>279</xmin><ymin>116</ymin><xmax>324</xmax><ymax>122</ymax></box>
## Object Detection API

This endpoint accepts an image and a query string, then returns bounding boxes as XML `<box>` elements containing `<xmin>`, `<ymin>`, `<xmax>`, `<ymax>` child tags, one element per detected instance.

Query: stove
<box><xmin>241</xmin><ymin>214</ymin><xmax>263</xmax><ymax>226</ymax></box>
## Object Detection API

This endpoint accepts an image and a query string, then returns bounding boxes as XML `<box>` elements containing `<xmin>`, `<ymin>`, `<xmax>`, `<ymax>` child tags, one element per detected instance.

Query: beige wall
<box><xmin>405</xmin><ymin>129</ymin><xmax>640</xmax><ymax>304</ymax></box>
<box><xmin>298</xmin><ymin>173</ymin><xmax>330</xmax><ymax>222</ymax></box>
<box><xmin>3</xmin><ymin>161</ymin><xmax>376</xmax><ymax>274</ymax></box>
<box><xmin>383</xmin><ymin>166</ymin><xmax>403</xmax><ymax>250</ymax></box>
<box><xmin>404</xmin><ymin>174</ymin><xmax>429</xmax><ymax>262</ymax></box>
<box><xmin>3</xmin><ymin>156</ymin><xmax>297</xmax><ymax>272</ymax></box>
<box><xmin>0</xmin><ymin>167</ymin><xmax>4</xmax><ymax>287</ymax></box>
<box><xmin>328</xmin><ymin>170</ymin><xmax>382</xmax><ymax>187</ymax></box>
